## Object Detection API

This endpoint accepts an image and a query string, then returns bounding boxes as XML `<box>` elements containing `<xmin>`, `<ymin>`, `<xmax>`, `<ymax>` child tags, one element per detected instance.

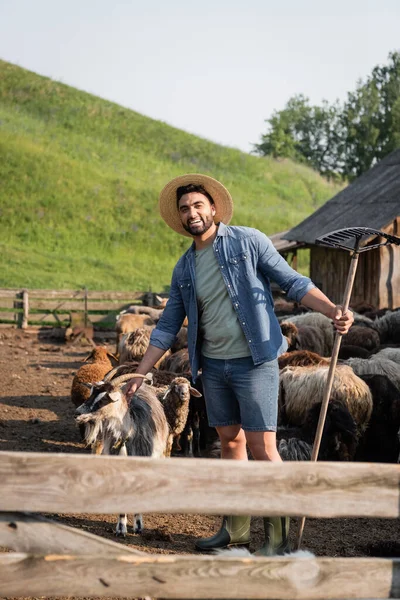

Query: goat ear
<box><xmin>108</xmin><ymin>391</ymin><xmax>120</xmax><ymax>403</ymax></box>
<box><xmin>189</xmin><ymin>387</ymin><xmax>202</xmax><ymax>397</ymax></box>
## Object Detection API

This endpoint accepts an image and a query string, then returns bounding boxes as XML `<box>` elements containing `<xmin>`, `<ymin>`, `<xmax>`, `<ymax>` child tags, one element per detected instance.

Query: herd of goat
<box><xmin>69</xmin><ymin>297</ymin><xmax>400</xmax><ymax>534</ymax></box>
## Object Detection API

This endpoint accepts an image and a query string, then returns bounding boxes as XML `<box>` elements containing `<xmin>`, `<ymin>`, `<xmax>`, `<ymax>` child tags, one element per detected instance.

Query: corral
<box><xmin>1</xmin><ymin>326</ymin><xmax>400</xmax><ymax>600</ymax></box>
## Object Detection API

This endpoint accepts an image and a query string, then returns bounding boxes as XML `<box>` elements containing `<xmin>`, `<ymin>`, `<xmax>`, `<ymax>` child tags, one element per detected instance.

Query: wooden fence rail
<box><xmin>0</xmin><ymin>287</ymin><xmax>165</xmax><ymax>329</ymax></box>
<box><xmin>0</xmin><ymin>451</ymin><xmax>400</xmax><ymax>598</ymax></box>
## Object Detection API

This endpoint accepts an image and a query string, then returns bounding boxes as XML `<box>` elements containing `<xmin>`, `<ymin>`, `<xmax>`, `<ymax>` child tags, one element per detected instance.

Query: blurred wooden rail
<box><xmin>0</xmin><ymin>287</ymin><xmax>164</xmax><ymax>329</ymax></box>
<box><xmin>0</xmin><ymin>451</ymin><xmax>400</xmax><ymax>598</ymax></box>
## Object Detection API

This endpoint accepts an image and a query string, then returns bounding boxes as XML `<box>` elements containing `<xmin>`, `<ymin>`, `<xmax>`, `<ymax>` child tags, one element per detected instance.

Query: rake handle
<box><xmin>296</xmin><ymin>251</ymin><xmax>360</xmax><ymax>550</ymax></box>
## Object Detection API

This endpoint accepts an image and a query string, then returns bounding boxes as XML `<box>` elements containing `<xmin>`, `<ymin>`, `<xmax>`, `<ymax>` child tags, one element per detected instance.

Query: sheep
<box><xmin>70</xmin><ymin>346</ymin><xmax>118</xmax><ymax>452</ymax></box>
<box><xmin>75</xmin><ymin>371</ymin><xmax>169</xmax><ymax>536</ymax></box>
<box><xmin>277</xmin><ymin>400</ymin><xmax>358</xmax><ymax>462</ymax></box>
<box><xmin>355</xmin><ymin>374</ymin><xmax>400</xmax><ymax>463</ymax></box>
<box><xmin>344</xmin><ymin>355</ymin><xmax>400</xmax><ymax>393</ymax></box>
<box><xmin>118</xmin><ymin>327</ymin><xmax>168</xmax><ymax>368</ymax></box>
<box><xmin>374</xmin><ymin>311</ymin><xmax>400</xmax><ymax>344</ymax></box>
<box><xmin>373</xmin><ymin>347</ymin><xmax>400</xmax><ymax>364</ymax></box>
<box><xmin>158</xmin><ymin>347</ymin><xmax>190</xmax><ymax>373</ymax></box>
<box><xmin>280</xmin><ymin>321</ymin><xmax>326</xmax><ymax>356</ymax></box>
<box><xmin>156</xmin><ymin>376</ymin><xmax>202</xmax><ymax>457</ymax></box>
<box><xmin>278</xmin><ymin>364</ymin><xmax>373</xmax><ymax>435</ymax></box>
<box><xmin>115</xmin><ymin>311</ymin><xmax>155</xmax><ymax>354</ymax></box>
<box><xmin>338</xmin><ymin>345</ymin><xmax>371</xmax><ymax>360</ymax></box>
<box><xmin>171</xmin><ymin>326</ymin><xmax>188</xmax><ymax>353</ymax></box>
<box><xmin>278</xmin><ymin>350</ymin><xmax>330</xmax><ymax>369</ymax></box>
<box><xmin>341</xmin><ymin>325</ymin><xmax>380</xmax><ymax>352</ymax></box>
<box><xmin>278</xmin><ymin>313</ymin><xmax>334</xmax><ymax>356</ymax></box>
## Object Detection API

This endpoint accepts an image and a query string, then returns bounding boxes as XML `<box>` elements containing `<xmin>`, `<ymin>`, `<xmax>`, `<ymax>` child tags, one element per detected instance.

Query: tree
<box><xmin>254</xmin><ymin>95</ymin><xmax>344</xmax><ymax>178</ymax></box>
<box><xmin>342</xmin><ymin>51</ymin><xmax>400</xmax><ymax>177</ymax></box>
<box><xmin>255</xmin><ymin>51</ymin><xmax>400</xmax><ymax>179</ymax></box>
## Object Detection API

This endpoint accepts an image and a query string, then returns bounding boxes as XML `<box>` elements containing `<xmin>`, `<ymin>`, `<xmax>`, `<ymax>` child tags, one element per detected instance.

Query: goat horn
<box><xmin>110</xmin><ymin>373</ymin><xmax>151</xmax><ymax>389</ymax></box>
<box><xmin>103</xmin><ymin>366</ymin><xmax>124</xmax><ymax>382</ymax></box>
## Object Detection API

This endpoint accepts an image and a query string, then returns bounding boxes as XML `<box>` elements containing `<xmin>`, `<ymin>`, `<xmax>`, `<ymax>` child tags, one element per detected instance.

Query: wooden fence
<box><xmin>0</xmin><ymin>452</ymin><xmax>400</xmax><ymax>598</ymax></box>
<box><xmin>0</xmin><ymin>288</ymin><xmax>163</xmax><ymax>330</ymax></box>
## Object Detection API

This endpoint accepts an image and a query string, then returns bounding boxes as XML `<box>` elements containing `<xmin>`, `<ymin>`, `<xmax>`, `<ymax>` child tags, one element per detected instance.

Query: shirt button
<box><xmin>235</xmin><ymin>303</ymin><xmax>239</xmax><ymax>307</ymax></box>
<box><xmin>221</xmin><ymin>266</ymin><xmax>224</xmax><ymax>269</ymax></box>
<box><xmin>242</xmin><ymin>322</ymin><xmax>245</xmax><ymax>325</ymax></box>
<box><xmin>248</xmin><ymin>340</ymin><xmax>252</xmax><ymax>343</ymax></box>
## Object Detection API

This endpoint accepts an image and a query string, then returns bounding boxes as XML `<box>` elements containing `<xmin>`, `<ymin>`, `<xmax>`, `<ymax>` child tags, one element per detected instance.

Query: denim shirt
<box><xmin>150</xmin><ymin>223</ymin><xmax>315</xmax><ymax>381</ymax></box>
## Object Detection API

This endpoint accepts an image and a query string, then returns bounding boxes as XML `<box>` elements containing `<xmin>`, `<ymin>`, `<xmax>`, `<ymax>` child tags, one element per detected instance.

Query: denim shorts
<box><xmin>200</xmin><ymin>355</ymin><xmax>279</xmax><ymax>431</ymax></box>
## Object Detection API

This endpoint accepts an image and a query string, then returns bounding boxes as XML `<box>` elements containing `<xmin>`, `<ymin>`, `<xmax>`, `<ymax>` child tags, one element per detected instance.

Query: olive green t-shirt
<box><xmin>195</xmin><ymin>244</ymin><xmax>251</xmax><ymax>359</ymax></box>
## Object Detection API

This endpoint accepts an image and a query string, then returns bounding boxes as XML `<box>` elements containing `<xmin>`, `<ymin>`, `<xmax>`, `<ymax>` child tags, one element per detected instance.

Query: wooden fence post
<box><xmin>14</xmin><ymin>290</ymin><xmax>29</xmax><ymax>328</ymax></box>
<box><xmin>21</xmin><ymin>289</ymin><xmax>29</xmax><ymax>329</ymax></box>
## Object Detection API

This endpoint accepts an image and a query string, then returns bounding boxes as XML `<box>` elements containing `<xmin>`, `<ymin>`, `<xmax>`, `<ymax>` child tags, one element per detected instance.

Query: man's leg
<box><xmin>244</xmin><ymin>430</ymin><xmax>282</xmax><ymax>462</ymax></box>
<box><xmin>217</xmin><ymin>424</ymin><xmax>248</xmax><ymax>460</ymax></box>
<box><xmin>245</xmin><ymin>431</ymin><xmax>289</xmax><ymax>555</ymax></box>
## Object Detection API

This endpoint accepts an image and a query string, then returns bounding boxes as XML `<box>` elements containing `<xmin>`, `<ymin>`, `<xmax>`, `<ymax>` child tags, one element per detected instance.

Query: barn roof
<box><xmin>284</xmin><ymin>149</ymin><xmax>400</xmax><ymax>245</ymax></box>
<box><xmin>269</xmin><ymin>230</ymin><xmax>303</xmax><ymax>253</ymax></box>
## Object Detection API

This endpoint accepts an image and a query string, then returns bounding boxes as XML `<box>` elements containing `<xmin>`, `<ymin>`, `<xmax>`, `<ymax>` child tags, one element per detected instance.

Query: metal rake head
<box><xmin>315</xmin><ymin>227</ymin><xmax>400</xmax><ymax>253</ymax></box>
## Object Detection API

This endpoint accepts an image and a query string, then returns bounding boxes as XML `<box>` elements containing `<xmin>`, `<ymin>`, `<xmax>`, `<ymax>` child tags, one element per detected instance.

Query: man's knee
<box><xmin>216</xmin><ymin>425</ymin><xmax>245</xmax><ymax>446</ymax></box>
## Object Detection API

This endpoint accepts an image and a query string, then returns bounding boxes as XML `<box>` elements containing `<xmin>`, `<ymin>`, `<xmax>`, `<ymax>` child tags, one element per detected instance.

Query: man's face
<box><xmin>178</xmin><ymin>192</ymin><xmax>216</xmax><ymax>236</ymax></box>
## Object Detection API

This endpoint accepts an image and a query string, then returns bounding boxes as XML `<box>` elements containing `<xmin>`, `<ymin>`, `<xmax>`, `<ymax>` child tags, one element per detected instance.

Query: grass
<box><xmin>0</xmin><ymin>60</ymin><xmax>343</xmax><ymax>291</ymax></box>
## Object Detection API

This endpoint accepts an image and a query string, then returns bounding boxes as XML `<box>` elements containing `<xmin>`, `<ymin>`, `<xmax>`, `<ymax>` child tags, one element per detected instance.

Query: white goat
<box><xmin>75</xmin><ymin>370</ymin><xmax>168</xmax><ymax>536</ymax></box>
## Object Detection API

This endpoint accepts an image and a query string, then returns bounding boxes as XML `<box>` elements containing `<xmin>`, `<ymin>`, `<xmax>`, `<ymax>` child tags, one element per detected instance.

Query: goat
<box><xmin>75</xmin><ymin>370</ymin><xmax>168</xmax><ymax>536</ymax></box>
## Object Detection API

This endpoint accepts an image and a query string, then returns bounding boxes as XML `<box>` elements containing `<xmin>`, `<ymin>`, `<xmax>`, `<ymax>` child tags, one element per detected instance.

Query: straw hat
<box><xmin>159</xmin><ymin>173</ymin><xmax>233</xmax><ymax>237</ymax></box>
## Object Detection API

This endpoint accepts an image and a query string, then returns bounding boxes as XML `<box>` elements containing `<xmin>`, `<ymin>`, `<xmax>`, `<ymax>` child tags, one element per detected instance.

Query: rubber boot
<box><xmin>194</xmin><ymin>515</ymin><xmax>251</xmax><ymax>552</ymax></box>
<box><xmin>254</xmin><ymin>516</ymin><xmax>290</xmax><ymax>556</ymax></box>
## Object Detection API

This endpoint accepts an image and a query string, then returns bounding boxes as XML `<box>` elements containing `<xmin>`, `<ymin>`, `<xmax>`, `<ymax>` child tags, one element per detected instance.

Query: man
<box><xmin>126</xmin><ymin>173</ymin><xmax>353</xmax><ymax>554</ymax></box>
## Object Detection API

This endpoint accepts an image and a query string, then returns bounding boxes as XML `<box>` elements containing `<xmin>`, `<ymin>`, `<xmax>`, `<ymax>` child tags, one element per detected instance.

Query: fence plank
<box><xmin>0</xmin><ymin>553</ymin><xmax>397</xmax><ymax>599</ymax></box>
<box><xmin>0</xmin><ymin>452</ymin><xmax>399</xmax><ymax>518</ymax></box>
<box><xmin>0</xmin><ymin>512</ymin><xmax>143</xmax><ymax>556</ymax></box>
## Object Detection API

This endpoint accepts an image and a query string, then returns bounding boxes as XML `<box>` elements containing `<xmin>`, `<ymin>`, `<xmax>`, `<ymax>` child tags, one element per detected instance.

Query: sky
<box><xmin>0</xmin><ymin>0</ymin><xmax>399</xmax><ymax>153</ymax></box>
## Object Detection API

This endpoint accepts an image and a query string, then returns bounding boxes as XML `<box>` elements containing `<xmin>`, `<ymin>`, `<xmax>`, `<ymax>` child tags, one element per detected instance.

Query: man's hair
<box><xmin>176</xmin><ymin>184</ymin><xmax>215</xmax><ymax>207</ymax></box>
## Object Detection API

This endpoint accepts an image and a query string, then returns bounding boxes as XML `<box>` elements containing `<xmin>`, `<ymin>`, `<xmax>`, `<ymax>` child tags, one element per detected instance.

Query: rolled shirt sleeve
<box><xmin>256</xmin><ymin>231</ymin><xmax>316</xmax><ymax>303</ymax></box>
<box><xmin>149</xmin><ymin>266</ymin><xmax>187</xmax><ymax>351</ymax></box>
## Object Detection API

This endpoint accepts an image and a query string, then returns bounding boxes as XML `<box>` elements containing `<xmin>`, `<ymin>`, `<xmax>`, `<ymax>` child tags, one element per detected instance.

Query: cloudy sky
<box><xmin>1</xmin><ymin>0</ymin><xmax>399</xmax><ymax>152</ymax></box>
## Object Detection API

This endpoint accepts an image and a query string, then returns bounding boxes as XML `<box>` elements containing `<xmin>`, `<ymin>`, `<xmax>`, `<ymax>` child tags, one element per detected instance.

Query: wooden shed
<box><xmin>283</xmin><ymin>149</ymin><xmax>400</xmax><ymax>309</ymax></box>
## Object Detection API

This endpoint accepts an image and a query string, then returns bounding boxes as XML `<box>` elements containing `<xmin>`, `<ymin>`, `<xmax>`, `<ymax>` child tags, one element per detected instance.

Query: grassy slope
<box><xmin>0</xmin><ymin>60</ymin><xmax>342</xmax><ymax>291</ymax></box>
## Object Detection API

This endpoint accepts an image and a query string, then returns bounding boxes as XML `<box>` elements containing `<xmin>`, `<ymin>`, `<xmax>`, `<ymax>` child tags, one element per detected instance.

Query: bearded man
<box><xmin>125</xmin><ymin>173</ymin><xmax>353</xmax><ymax>554</ymax></box>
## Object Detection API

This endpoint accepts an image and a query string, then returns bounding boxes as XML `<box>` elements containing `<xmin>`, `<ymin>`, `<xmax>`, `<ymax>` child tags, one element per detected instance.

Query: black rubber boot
<box><xmin>254</xmin><ymin>516</ymin><xmax>290</xmax><ymax>556</ymax></box>
<box><xmin>195</xmin><ymin>515</ymin><xmax>251</xmax><ymax>552</ymax></box>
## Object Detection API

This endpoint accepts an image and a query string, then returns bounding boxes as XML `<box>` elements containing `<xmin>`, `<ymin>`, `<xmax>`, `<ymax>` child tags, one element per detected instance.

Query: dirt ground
<box><xmin>1</xmin><ymin>326</ymin><xmax>399</xmax><ymax>599</ymax></box>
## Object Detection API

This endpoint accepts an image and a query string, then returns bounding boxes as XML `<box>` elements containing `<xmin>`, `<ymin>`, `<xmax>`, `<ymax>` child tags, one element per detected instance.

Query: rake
<box><xmin>296</xmin><ymin>226</ymin><xmax>400</xmax><ymax>550</ymax></box>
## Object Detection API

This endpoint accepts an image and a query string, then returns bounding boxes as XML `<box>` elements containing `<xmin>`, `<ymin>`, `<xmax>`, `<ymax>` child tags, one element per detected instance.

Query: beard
<box><xmin>182</xmin><ymin>214</ymin><xmax>215</xmax><ymax>236</ymax></box>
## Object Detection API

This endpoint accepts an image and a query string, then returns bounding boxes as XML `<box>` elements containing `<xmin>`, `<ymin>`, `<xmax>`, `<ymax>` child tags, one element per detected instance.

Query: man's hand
<box><xmin>330</xmin><ymin>305</ymin><xmax>354</xmax><ymax>335</ymax></box>
<box><xmin>124</xmin><ymin>376</ymin><xmax>145</xmax><ymax>402</ymax></box>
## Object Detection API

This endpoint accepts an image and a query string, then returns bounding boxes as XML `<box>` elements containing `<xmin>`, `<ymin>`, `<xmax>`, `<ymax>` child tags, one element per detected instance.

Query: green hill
<box><xmin>0</xmin><ymin>60</ymin><xmax>343</xmax><ymax>291</ymax></box>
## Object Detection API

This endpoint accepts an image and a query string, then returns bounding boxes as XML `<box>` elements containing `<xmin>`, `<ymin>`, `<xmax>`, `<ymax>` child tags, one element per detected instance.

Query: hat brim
<box><xmin>159</xmin><ymin>174</ymin><xmax>233</xmax><ymax>237</ymax></box>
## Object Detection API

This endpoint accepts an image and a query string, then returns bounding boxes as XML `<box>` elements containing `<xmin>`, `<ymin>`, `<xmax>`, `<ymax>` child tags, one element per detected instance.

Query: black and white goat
<box><xmin>75</xmin><ymin>369</ymin><xmax>169</xmax><ymax>536</ymax></box>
